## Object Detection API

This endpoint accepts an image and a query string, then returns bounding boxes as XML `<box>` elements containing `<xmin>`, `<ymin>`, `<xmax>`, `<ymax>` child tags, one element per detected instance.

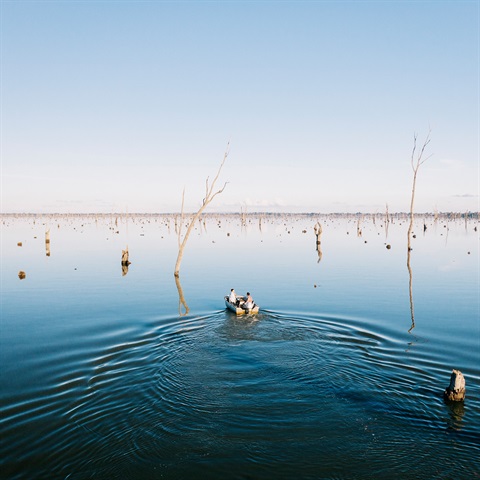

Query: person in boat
<box><xmin>243</xmin><ymin>292</ymin><xmax>254</xmax><ymax>310</ymax></box>
<box><xmin>228</xmin><ymin>288</ymin><xmax>237</xmax><ymax>304</ymax></box>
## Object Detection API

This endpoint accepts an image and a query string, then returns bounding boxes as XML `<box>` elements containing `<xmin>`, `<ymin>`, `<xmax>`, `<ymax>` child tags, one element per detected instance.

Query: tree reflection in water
<box><xmin>407</xmin><ymin>247</ymin><xmax>415</xmax><ymax>333</ymax></box>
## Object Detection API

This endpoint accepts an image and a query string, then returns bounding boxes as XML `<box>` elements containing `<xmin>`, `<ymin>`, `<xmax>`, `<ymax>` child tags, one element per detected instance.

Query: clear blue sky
<box><xmin>1</xmin><ymin>0</ymin><xmax>478</xmax><ymax>213</ymax></box>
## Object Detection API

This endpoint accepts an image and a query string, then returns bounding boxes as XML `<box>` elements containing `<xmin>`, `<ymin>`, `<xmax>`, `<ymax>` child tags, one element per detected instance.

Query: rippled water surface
<box><xmin>1</xmin><ymin>214</ymin><xmax>479</xmax><ymax>479</ymax></box>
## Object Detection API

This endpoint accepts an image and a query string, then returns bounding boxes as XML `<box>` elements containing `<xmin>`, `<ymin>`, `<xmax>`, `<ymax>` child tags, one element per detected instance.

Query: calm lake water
<box><xmin>1</xmin><ymin>213</ymin><xmax>479</xmax><ymax>479</ymax></box>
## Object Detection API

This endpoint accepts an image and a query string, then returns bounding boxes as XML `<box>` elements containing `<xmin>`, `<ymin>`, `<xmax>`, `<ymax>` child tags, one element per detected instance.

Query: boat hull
<box><xmin>224</xmin><ymin>297</ymin><xmax>259</xmax><ymax>315</ymax></box>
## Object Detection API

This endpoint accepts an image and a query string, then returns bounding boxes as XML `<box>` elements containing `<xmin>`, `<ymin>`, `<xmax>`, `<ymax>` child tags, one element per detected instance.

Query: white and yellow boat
<box><xmin>224</xmin><ymin>296</ymin><xmax>259</xmax><ymax>315</ymax></box>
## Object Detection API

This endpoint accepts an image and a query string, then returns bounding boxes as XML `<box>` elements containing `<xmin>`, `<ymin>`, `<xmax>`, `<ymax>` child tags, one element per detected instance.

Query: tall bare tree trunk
<box><xmin>407</xmin><ymin>131</ymin><xmax>431</xmax><ymax>251</ymax></box>
<box><xmin>174</xmin><ymin>144</ymin><xmax>229</xmax><ymax>277</ymax></box>
<box><xmin>407</xmin><ymin>131</ymin><xmax>431</xmax><ymax>332</ymax></box>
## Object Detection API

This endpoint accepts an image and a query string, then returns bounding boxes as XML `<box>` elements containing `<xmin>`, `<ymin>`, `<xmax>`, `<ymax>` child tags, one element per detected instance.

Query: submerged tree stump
<box><xmin>314</xmin><ymin>221</ymin><xmax>322</xmax><ymax>240</ymax></box>
<box><xmin>45</xmin><ymin>229</ymin><xmax>51</xmax><ymax>257</ymax></box>
<box><xmin>121</xmin><ymin>247</ymin><xmax>131</xmax><ymax>266</ymax></box>
<box><xmin>314</xmin><ymin>222</ymin><xmax>323</xmax><ymax>263</ymax></box>
<box><xmin>444</xmin><ymin>369</ymin><xmax>466</xmax><ymax>402</ymax></box>
<box><xmin>121</xmin><ymin>247</ymin><xmax>131</xmax><ymax>276</ymax></box>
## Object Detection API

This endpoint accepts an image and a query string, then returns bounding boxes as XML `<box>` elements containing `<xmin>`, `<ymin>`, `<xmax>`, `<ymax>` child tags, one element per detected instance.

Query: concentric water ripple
<box><xmin>1</xmin><ymin>310</ymin><xmax>479</xmax><ymax>479</ymax></box>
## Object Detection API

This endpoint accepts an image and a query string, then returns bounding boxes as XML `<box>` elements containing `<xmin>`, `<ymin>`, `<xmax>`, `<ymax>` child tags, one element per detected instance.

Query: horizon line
<box><xmin>1</xmin><ymin>211</ymin><xmax>478</xmax><ymax>217</ymax></box>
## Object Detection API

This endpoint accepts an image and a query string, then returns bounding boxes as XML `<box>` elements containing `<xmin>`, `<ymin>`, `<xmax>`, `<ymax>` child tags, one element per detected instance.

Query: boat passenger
<box><xmin>243</xmin><ymin>292</ymin><xmax>254</xmax><ymax>310</ymax></box>
<box><xmin>228</xmin><ymin>288</ymin><xmax>237</xmax><ymax>304</ymax></box>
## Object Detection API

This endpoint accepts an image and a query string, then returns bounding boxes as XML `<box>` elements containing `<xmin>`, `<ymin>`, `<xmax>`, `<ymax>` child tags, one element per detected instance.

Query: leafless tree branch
<box><xmin>174</xmin><ymin>143</ymin><xmax>230</xmax><ymax>277</ymax></box>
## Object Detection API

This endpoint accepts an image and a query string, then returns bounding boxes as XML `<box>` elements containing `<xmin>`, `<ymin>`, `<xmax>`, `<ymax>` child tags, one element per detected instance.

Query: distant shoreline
<box><xmin>1</xmin><ymin>211</ymin><xmax>478</xmax><ymax>218</ymax></box>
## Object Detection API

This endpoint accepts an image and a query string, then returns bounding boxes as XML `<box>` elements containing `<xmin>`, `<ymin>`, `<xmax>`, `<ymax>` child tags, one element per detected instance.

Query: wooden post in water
<box><xmin>314</xmin><ymin>222</ymin><xmax>323</xmax><ymax>263</ymax></box>
<box><xmin>121</xmin><ymin>247</ymin><xmax>130</xmax><ymax>265</ymax></box>
<box><xmin>45</xmin><ymin>229</ymin><xmax>51</xmax><ymax>257</ymax></box>
<box><xmin>357</xmin><ymin>216</ymin><xmax>362</xmax><ymax>237</ymax></box>
<box><xmin>121</xmin><ymin>247</ymin><xmax>131</xmax><ymax>276</ymax></box>
<box><xmin>385</xmin><ymin>203</ymin><xmax>390</xmax><ymax>239</ymax></box>
<box><xmin>444</xmin><ymin>370</ymin><xmax>466</xmax><ymax>402</ymax></box>
<box><xmin>240</xmin><ymin>206</ymin><xmax>247</xmax><ymax>227</ymax></box>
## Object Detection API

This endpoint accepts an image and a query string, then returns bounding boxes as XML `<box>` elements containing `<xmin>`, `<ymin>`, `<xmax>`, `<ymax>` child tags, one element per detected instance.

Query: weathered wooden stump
<box><xmin>444</xmin><ymin>369</ymin><xmax>466</xmax><ymax>402</ymax></box>
<box><xmin>121</xmin><ymin>247</ymin><xmax>131</xmax><ymax>266</ymax></box>
<box><xmin>45</xmin><ymin>229</ymin><xmax>51</xmax><ymax>257</ymax></box>
<box><xmin>314</xmin><ymin>222</ymin><xmax>323</xmax><ymax>263</ymax></box>
<box><xmin>314</xmin><ymin>222</ymin><xmax>322</xmax><ymax>245</ymax></box>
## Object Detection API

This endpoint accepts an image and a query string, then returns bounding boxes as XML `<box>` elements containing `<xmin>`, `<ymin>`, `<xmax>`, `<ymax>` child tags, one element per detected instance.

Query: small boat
<box><xmin>224</xmin><ymin>296</ymin><xmax>259</xmax><ymax>315</ymax></box>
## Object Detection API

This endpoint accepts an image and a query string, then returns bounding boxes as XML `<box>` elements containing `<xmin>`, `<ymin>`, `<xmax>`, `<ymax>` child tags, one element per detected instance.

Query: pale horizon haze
<box><xmin>1</xmin><ymin>1</ymin><xmax>479</xmax><ymax>214</ymax></box>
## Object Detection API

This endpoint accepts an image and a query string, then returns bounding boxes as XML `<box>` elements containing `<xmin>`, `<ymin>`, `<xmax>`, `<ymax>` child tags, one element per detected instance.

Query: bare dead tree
<box><xmin>407</xmin><ymin>130</ymin><xmax>432</xmax><ymax>332</ymax></box>
<box><xmin>408</xmin><ymin>130</ymin><xmax>432</xmax><ymax>250</ymax></box>
<box><xmin>174</xmin><ymin>144</ymin><xmax>229</xmax><ymax>277</ymax></box>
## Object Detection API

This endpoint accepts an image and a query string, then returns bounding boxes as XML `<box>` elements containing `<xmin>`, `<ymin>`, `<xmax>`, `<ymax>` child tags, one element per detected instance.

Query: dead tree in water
<box><xmin>174</xmin><ymin>145</ymin><xmax>229</xmax><ymax>277</ymax></box>
<box><xmin>407</xmin><ymin>131</ymin><xmax>432</xmax><ymax>332</ymax></box>
<box><xmin>385</xmin><ymin>203</ymin><xmax>390</xmax><ymax>239</ymax></box>
<box><xmin>45</xmin><ymin>229</ymin><xmax>51</xmax><ymax>257</ymax></box>
<box><xmin>175</xmin><ymin>274</ymin><xmax>189</xmax><ymax>316</ymax></box>
<box><xmin>240</xmin><ymin>205</ymin><xmax>247</xmax><ymax>227</ymax></box>
<box><xmin>314</xmin><ymin>222</ymin><xmax>323</xmax><ymax>263</ymax></box>
<box><xmin>356</xmin><ymin>216</ymin><xmax>363</xmax><ymax>237</ymax></box>
<box><xmin>121</xmin><ymin>246</ymin><xmax>131</xmax><ymax>276</ymax></box>
<box><xmin>444</xmin><ymin>370</ymin><xmax>466</xmax><ymax>402</ymax></box>
<box><xmin>121</xmin><ymin>246</ymin><xmax>131</xmax><ymax>266</ymax></box>
<box><xmin>407</xmin><ymin>131</ymin><xmax>432</xmax><ymax>251</ymax></box>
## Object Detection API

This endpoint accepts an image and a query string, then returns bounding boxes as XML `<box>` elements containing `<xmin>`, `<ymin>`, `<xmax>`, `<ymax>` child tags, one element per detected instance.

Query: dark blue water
<box><xmin>1</xmin><ymin>214</ymin><xmax>479</xmax><ymax>479</ymax></box>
